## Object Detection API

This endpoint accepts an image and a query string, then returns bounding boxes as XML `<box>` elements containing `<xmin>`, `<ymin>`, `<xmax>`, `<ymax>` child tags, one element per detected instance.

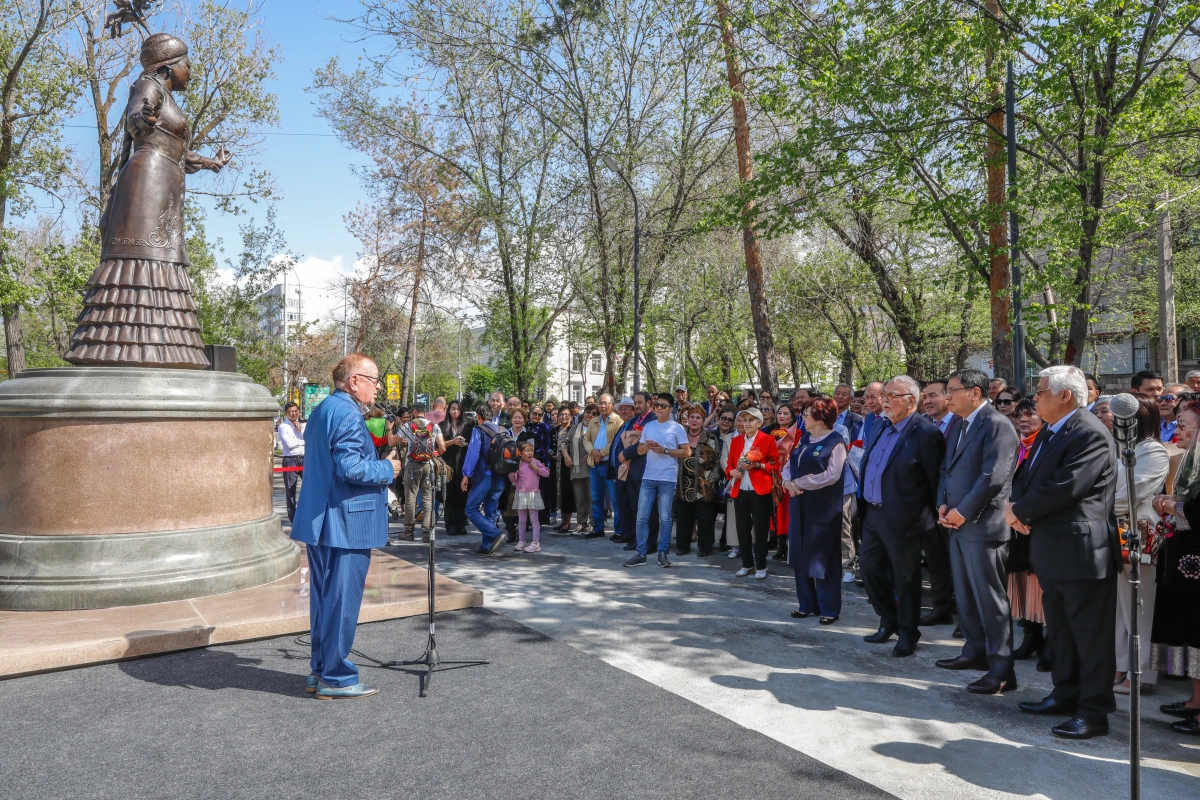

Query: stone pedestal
<box><xmin>0</xmin><ymin>367</ymin><xmax>300</xmax><ymax>610</ymax></box>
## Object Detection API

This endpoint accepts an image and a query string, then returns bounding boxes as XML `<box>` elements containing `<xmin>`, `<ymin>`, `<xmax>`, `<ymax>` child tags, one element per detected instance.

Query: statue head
<box><xmin>139</xmin><ymin>33</ymin><xmax>190</xmax><ymax>90</ymax></box>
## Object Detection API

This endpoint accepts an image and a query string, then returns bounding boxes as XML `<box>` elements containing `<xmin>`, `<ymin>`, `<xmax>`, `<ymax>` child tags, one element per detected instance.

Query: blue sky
<box><xmin>57</xmin><ymin>0</ymin><xmax>392</xmax><ymax>324</ymax></box>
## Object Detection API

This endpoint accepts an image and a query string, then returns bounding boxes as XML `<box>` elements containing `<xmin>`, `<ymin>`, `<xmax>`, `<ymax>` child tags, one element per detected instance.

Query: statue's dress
<box><xmin>65</xmin><ymin>74</ymin><xmax>208</xmax><ymax>368</ymax></box>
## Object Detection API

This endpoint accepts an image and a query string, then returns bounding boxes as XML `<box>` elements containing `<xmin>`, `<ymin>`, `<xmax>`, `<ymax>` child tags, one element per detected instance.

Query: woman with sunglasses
<box><xmin>994</xmin><ymin>389</ymin><xmax>1023</xmax><ymax>423</ymax></box>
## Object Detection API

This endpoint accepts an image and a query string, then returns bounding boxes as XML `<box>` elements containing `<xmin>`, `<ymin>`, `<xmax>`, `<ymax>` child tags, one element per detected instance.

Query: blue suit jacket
<box><xmin>291</xmin><ymin>390</ymin><xmax>394</xmax><ymax>549</ymax></box>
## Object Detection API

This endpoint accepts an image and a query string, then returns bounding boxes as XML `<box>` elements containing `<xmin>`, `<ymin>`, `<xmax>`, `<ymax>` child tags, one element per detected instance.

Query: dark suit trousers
<box><xmin>922</xmin><ymin>524</ymin><xmax>955</xmax><ymax>616</ymax></box>
<box><xmin>1040</xmin><ymin>574</ymin><xmax>1118</xmax><ymax>720</ymax></box>
<box><xmin>950</xmin><ymin>535</ymin><xmax>1013</xmax><ymax>677</ymax></box>
<box><xmin>283</xmin><ymin>455</ymin><xmax>304</xmax><ymax>522</ymax></box>
<box><xmin>860</xmin><ymin>506</ymin><xmax>924</xmax><ymax>642</ymax></box>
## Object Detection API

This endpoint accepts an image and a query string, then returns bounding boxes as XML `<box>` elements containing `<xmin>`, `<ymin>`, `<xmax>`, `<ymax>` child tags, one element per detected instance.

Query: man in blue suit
<box><xmin>291</xmin><ymin>354</ymin><xmax>400</xmax><ymax>700</ymax></box>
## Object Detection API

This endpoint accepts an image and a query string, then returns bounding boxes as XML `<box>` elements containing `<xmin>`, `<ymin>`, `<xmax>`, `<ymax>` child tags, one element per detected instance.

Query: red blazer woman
<box><xmin>725</xmin><ymin>429</ymin><xmax>780</xmax><ymax>498</ymax></box>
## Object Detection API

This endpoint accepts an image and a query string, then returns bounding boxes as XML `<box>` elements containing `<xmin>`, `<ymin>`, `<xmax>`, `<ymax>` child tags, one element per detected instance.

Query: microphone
<box><xmin>1110</xmin><ymin>392</ymin><xmax>1140</xmax><ymax>449</ymax></box>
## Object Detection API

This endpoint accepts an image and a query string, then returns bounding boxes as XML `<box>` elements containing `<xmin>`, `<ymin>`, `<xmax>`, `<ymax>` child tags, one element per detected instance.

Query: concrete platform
<box><xmin>0</xmin><ymin>547</ymin><xmax>483</xmax><ymax>678</ymax></box>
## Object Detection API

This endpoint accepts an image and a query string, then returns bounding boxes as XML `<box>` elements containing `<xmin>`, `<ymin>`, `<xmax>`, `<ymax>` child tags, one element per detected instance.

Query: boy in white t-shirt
<box><xmin>624</xmin><ymin>395</ymin><xmax>692</xmax><ymax>568</ymax></box>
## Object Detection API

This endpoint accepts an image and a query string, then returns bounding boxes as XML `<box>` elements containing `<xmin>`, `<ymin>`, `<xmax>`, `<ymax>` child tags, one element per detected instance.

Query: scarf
<box><xmin>1017</xmin><ymin>429</ymin><xmax>1039</xmax><ymax>465</ymax></box>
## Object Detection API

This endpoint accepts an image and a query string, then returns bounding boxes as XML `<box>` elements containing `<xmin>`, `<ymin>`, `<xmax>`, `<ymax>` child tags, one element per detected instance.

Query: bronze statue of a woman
<box><xmin>66</xmin><ymin>33</ymin><xmax>230</xmax><ymax>369</ymax></box>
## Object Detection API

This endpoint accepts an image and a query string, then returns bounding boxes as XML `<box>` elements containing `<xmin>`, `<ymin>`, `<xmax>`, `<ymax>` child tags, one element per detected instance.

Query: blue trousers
<box><xmin>307</xmin><ymin>544</ymin><xmax>372</xmax><ymax>688</ymax></box>
<box><xmin>590</xmin><ymin>466</ymin><xmax>615</xmax><ymax>533</ymax></box>
<box><xmin>795</xmin><ymin>571</ymin><xmax>842</xmax><ymax>618</ymax></box>
<box><xmin>636</xmin><ymin>479</ymin><xmax>676</xmax><ymax>557</ymax></box>
<box><xmin>466</xmin><ymin>473</ymin><xmax>506</xmax><ymax>549</ymax></box>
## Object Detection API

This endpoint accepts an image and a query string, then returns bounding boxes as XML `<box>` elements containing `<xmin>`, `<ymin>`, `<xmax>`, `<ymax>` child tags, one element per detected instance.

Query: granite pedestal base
<box><xmin>0</xmin><ymin>367</ymin><xmax>300</xmax><ymax>610</ymax></box>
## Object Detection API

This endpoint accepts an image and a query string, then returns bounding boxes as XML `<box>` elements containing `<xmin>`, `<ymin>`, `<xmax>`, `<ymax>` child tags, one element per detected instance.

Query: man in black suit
<box><xmin>857</xmin><ymin>375</ymin><xmax>947</xmax><ymax>656</ymax></box>
<box><xmin>937</xmin><ymin>368</ymin><xmax>1019</xmax><ymax>693</ymax></box>
<box><xmin>1005</xmin><ymin>365</ymin><xmax>1119</xmax><ymax>740</ymax></box>
<box><xmin>921</xmin><ymin>378</ymin><xmax>959</xmax><ymax>626</ymax></box>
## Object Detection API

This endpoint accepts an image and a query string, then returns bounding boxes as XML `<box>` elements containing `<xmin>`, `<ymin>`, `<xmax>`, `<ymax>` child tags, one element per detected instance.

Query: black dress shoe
<box><xmin>1161</xmin><ymin>701</ymin><xmax>1200</xmax><ymax>719</ymax></box>
<box><xmin>967</xmin><ymin>673</ymin><xmax>1017</xmax><ymax>694</ymax></box>
<box><xmin>610</xmin><ymin>534</ymin><xmax>629</xmax><ymax>543</ymax></box>
<box><xmin>819</xmin><ymin>616</ymin><xmax>838</xmax><ymax>625</ymax></box>
<box><xmin>1013</xmin><ymin>624</ymin><xmax>1045</xmax><ymax>660</ymax></box>
<box><xmin>1019</xmin><ymin>696</ymin><xmax>1078</xmax><ymax>716</ymax></box>
<box><xmin>1170</xmin><ymin>717</ymin><xmax>1200</xmax><ymax>736</ymax></box>
<box><xmin>1052</xmin><ymin>717</ymin><xmax>1109</xmax><ymax>740</ymax></box>
<box><xmin>919</xmin><ymin>611</ymin><xmax>955</xmax><ymax>626</ymax></box>
<box><xmin>791</xmin><ymin>610</ymin><xmax>812</xmax><ymax>618</ymax></box>
<box><xmin>676</xmin><ymin>549</ymin><xmax>691</xmax><ymax>556</ymax></box>
<box><xmin>863</xmin><ymin>626</ymin><xmax>897</xmax><ymax>644</ymax></box>
<box><xmin>582</xmin><ymin>530</ymin><xmax>605</xmax><ymax>539</ymax></box>
<box><xmin>622</xmin><ymin>542</ymin><xmax>638</xmax><ymax>551</ymax></box>
<box><xmin>892</xmin><ymin>640</ymin><xmax>916</xmax><ymax>657</ymax></box>
<box><xmin>697</xmin><ymin>550</ymin><xmax>712</xmax><ymax>558</ymax></box>
<box><xmin>935</xmin><ymin>655</ymin><xmax>989</xmax><ymax>671</ymax></box>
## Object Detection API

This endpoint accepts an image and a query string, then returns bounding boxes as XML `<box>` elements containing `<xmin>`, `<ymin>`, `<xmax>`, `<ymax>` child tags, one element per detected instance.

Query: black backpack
<box><xmin>482</xmin><ymin>423</ymin><xmax>521</xmax><ymax>476</ymax></box>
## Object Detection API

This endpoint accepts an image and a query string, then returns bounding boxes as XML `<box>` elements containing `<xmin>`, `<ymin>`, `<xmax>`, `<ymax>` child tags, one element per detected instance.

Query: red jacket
<box><xmin>725</xmin><ymin>430</ymin><xmax>780</xmax><ymax>498</ymax></box>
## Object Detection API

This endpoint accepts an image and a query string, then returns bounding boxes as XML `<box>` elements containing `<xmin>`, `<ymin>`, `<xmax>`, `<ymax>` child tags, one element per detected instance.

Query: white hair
<box><xmin>1186</xmin><ymin>370</ymin><xmax>1200</xmax><ymax>381</ymax></box>
<box><xmin>887</xmin><ymin>375</ymin><xmax>921</xmax><ymax>399</ymax></box>
<box><xmin>1039</xmin><ymin>365</ymin><xmax>1088</xmax><ymax>408</ymax></box>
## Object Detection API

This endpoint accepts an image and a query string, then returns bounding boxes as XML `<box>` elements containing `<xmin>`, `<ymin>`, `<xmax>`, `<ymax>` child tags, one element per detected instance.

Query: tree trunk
<box><xmin>2</xmin><ymin>304</ymin><xmax>25</xmax><ymax>377</ymax></box>
<box><xmin>717</xmin><ymin>0</ymin><xmax>778</xmax><ymax>397</ymax></box>
<box><xmin>984</xmin><ymin>7</ymin><xmax>1013</xmax><ymax>381</ymax></box>
<box><xmin>787</xmin><ymin>337</ymin><xmax>800</xmax><ymax>390</ymax></box>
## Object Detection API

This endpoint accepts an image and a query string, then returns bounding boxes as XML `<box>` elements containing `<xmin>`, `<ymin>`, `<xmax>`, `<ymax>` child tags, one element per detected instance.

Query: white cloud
<box><xmin>285</xmin><ymin>255</ymin><xmax>358</xmax><ymax>325</ymax></box>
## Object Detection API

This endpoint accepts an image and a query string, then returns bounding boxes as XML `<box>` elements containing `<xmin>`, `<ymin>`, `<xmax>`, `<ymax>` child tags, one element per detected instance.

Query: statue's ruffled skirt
<box><xmin>64</xmin><ymin>259</ymin><xmax>210</xmax><ymax>369</ymax></box>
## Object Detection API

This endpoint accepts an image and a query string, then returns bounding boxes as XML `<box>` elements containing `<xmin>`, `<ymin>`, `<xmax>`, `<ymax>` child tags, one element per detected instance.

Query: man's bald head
<box><xmin>332</xmin><ymin>354</ymin><xmax>376</xmax><ymax>388</ymax></box>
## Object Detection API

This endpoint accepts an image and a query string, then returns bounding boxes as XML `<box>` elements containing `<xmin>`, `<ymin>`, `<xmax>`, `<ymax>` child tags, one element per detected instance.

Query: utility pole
<box><xmin>1159</xmin><ymin>189</ymin><xmax>1178</xmax><ymax>382</ymax></box>
<box><xmin>342</xmin><ymin>281</ymin><xmax>348</xmax><ymax>357</ymax></box>
<box><xmin>282</xmin><ymin>271</ymin><xmax>289</xmax><ymax>399</ymax></box>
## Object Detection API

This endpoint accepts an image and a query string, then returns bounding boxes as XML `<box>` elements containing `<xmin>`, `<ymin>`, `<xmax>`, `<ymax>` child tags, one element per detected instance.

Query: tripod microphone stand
<box><xmin>1110</xmin><ymin>392</ymin><xmax>1143</xmax><ymax>800</ymax></box>
<box><xmin>382</xmin><ymin>449</ymin><xmax>488</xmax><ymax>697</ymax></box>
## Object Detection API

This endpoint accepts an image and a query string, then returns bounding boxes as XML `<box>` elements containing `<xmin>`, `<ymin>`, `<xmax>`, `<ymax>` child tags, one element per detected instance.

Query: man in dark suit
<box><xmin>857</xmin><ymin>375</ymin><xmax>946</xmax><ymax>656</ymax></box>
<box><xmin>920</xmin><ymin>378</ymin><xmax>960</xmax><ymax>626</ymax></box>
<box><xmin>834</xmin><ymin>383</ymin><xmax>864</xmax><ymax>441</ymax></box>
<box><xmin>1005</xmin><ymin>365</ymin><xmax>1119</xmax><ymax>740</ymax></box>
<box><xmin>936</xmin><ymin>368</ymin><xmax>1019</xmax><ymax>693</ymax></box>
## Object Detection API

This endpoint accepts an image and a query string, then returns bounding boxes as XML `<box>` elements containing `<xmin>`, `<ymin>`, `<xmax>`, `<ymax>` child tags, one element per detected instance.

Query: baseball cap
<box><xmin>616</xmin><ymin>396</ymin><xmax>634</xmax><ymax>408</ymax></box>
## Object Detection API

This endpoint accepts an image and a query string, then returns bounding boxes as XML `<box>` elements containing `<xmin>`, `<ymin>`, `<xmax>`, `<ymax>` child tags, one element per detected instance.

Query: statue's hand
<box><xmin>210</xmin><ymin>145</ymin><xmax>232</xmax><ymax>172</ymax></box>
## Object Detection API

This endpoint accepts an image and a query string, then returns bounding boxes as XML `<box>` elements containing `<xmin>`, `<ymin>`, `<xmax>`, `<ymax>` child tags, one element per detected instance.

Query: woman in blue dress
<box><xmin>783</xmin><ymin>397</ymin><xmax>848</xmax><ymax>624</ymax></box>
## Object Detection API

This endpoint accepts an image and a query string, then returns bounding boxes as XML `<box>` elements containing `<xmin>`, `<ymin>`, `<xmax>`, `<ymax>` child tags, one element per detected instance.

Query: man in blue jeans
<box><xmin>461</xmin><ymin>405</ymin><xmax>508</xmax><ymax>556</ymax></box>
<box><xmin>625</xmin><ymin>395</ymin><xmax>691</xmax><ymax>568</ymax></box>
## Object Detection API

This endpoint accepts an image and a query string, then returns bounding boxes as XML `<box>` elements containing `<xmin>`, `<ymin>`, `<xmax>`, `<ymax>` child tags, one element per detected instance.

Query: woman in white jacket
<box><xmin>1113</xmin><ymin>395</ymin><xmax>1170</xmax><ymax>694</ymax></box>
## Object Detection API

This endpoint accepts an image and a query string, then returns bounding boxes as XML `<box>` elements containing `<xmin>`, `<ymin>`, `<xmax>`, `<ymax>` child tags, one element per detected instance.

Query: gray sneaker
<box><xmin>486</xmin><ymin>533</ymin><xmax>506</xmax><ymax>555</ymax></box>
<box><xmin>657</xmin><ymin>552</ymin><xmax>671</xmax><ymax>568</ymax></box>
<box><xmin>623</xmin><ymin>553</ymin><xmax>647</xmax><ymax>567</ymax></box>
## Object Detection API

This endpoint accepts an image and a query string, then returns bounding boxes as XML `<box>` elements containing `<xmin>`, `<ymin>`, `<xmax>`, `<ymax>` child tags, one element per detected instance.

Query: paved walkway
<box><xmin>274</xmin><ymin>481</ymin><xmax>1200</xmax><ymax>799</ymax></box>
<box><xmin>397</xmin><ymin>523</ymin><xmax>1200</xmax><ymax>800</ymax></box>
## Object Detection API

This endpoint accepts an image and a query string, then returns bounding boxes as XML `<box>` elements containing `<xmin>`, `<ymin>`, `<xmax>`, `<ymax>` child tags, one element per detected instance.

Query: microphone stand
<box><xmin>1115</xmin><ymin>415</ymin><xmax>1142</xmax><ymax>800</ymax></box>
<box><xmin>375</xmin><ymin>404</ymin><xmax>489</xmax><ymax>697</ymax></box>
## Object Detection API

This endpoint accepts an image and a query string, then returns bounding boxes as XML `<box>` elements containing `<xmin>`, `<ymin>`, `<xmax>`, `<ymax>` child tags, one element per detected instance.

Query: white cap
<box><xmin>616</xmin><ymin>396</ymin><xmax>634</xmax><ymax>408</ymax></box>
<box><xmin>674</xmin><ymin>385</ymin><xmax>687</xmax><ymax>392</ymax></box>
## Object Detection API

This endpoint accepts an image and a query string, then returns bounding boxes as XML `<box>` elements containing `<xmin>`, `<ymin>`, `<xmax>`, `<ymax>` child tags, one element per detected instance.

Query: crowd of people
<box><xmin>280</xmin><ymin>366</ymin><xmax>1200</xmax><ymax>733</ymax></box>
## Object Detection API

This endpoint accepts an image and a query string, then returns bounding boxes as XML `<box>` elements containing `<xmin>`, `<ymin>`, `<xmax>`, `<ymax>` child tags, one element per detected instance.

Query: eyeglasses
<box><xmin>653</xmin><ymin>402</ymin><xmax>671</xmax><ymax>409</ymax></box>
<box><xmin>719</xmin><ymin>416</ymin><xmax>735</xmax><ymax>423</ymax></box>
<box><xmin>759</xmin><ymin>406</ymin><xmax>773</xmax><ymax>412</ymax></box>
<box><xmin>884</xmin><ymin>392</ymin><xmax>913</xmax><ymax>400</ymax></box>
<box><xmin>352</xmin><ymin>374</ymin><xmax>382</xmax><ymax>387</ymax></box>
<box><xmin>946</xmin><ymin>386</ymin><xmax>971</xmax><ymax>394</ymax></box>
<box><xmin>1158</xmin><ymin>395</ymin><xmax>1176</xmax><ymax>402</ymax></box>
<box><xmin>996</xmin><ymin>399</ymin><xmax>1014</xmax><ymax>406</ymax></box>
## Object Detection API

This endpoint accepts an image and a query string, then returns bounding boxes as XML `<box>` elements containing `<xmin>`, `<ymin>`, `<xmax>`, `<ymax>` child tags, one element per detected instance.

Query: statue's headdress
<box><xmin>139</xmin><ymin>33</ymin><xmax>188</xmax><ymax>70</ymax></box>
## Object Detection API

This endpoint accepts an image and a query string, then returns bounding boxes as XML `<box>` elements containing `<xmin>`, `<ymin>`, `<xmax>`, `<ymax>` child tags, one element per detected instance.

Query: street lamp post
<box><xmin>601</xmin><ymin>155</ymin><xmax>640</xmax><ymax>393</ymax></box>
